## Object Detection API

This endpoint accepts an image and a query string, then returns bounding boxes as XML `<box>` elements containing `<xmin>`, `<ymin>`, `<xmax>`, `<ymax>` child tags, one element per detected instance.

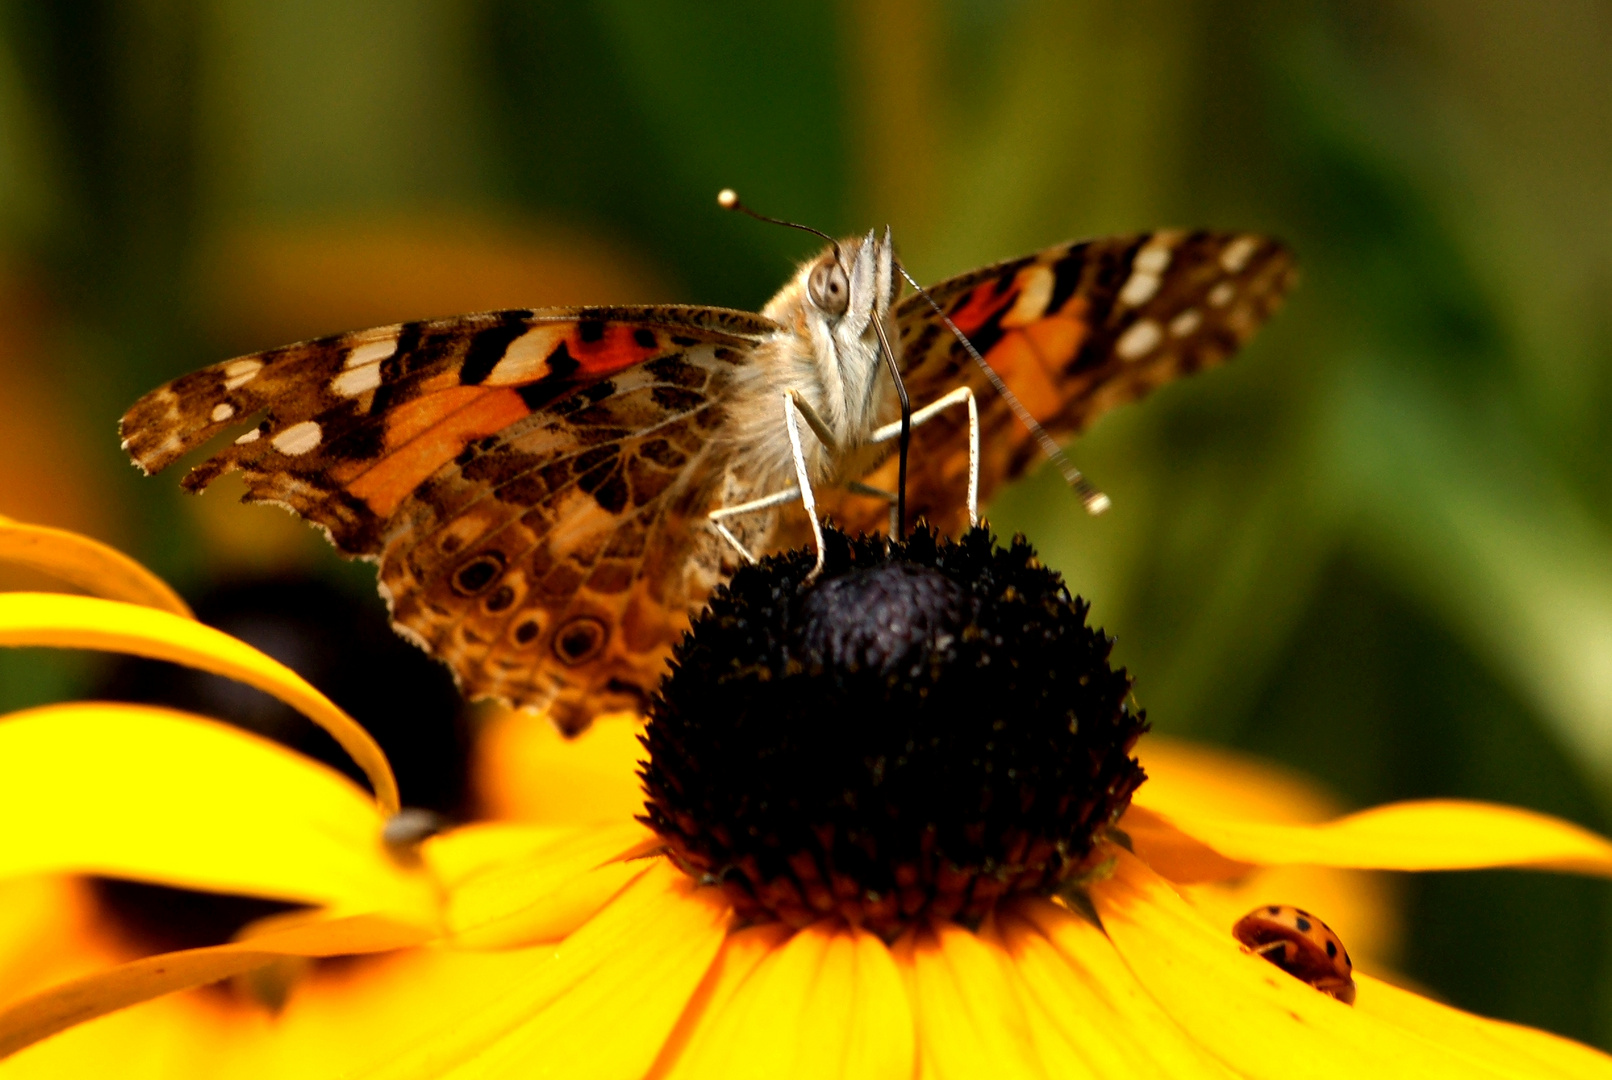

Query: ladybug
<box><xmin>1232</xmin><ymin>904</ymin><xmax>1356</xmax><ymax>1005</ymax></box>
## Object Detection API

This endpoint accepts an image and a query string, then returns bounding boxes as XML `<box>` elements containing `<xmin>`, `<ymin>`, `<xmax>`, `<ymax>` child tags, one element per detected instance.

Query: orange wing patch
<box><xmin>345</xmin><ymin>386</ymin><xmax>532</xmax><ymax>517</ymax></box>
<box><xmin>935</xmin><ymin>265</ymin><xmax>1093</xmax><ymax>424</ymax></box>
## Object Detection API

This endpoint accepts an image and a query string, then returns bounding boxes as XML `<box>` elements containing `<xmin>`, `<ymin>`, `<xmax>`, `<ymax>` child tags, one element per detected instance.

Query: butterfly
<box><xmin>121</xmin><ymin>226</ymin><xmax>1295</xmax><ymax>733</ymax></box>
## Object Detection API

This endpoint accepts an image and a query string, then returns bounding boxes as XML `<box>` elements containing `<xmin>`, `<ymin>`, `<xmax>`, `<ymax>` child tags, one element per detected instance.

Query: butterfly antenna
<box><xmin>719</xmin><ymin>188</ymin><xmax>913</xmax><ymax>537</ymax></box>
<box><xmin>718</xmin><ymin>188</ymin><xmax>842</xmax><ymax>262</ymax></box>
<box><xmin>896</xmin><ymin>264</ymin><xmax>1110</xmax><ymax>515</ymax></box>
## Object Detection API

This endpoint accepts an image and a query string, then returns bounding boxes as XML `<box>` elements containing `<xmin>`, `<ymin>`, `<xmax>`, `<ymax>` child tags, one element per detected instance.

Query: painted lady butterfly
<box><xmin>121</xmin><ymin>225</ymin><xmax>1294</xmax><ymax>732</ymax></box>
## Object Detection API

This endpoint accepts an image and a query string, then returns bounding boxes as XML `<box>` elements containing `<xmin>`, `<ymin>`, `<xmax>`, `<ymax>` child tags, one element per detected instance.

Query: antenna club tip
<box><xmin>716</xmin><ymin>188</ymin><xmax>739</xmax><ymax>210</ymax></box>
<box><xmin>1083</xmin><ymin>492</ymin><xmax>1112</xmax><ymax>516</ymax></box>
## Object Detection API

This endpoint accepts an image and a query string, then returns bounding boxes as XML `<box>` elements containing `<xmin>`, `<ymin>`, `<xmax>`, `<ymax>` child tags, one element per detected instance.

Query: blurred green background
<box><xmin>0</xmin><ymin>0</ymin><xmax>1607</xmax><ymax>1046</ymax></box>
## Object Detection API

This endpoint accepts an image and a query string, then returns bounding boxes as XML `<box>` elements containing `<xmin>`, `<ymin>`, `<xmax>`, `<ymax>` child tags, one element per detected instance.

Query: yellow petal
<box><xmin>0</xmin><ymin>593</ymin><xmax>398</xmax><ymax>814</ymax></box>
<box><xmin>897</xmin><ymin>918</ymin><xmax>1043</xmax><ymax>1080</ymax></box>
<box><xmin>357</xmin><ymin>860</ymin><xmax>729</xmax><ymax>1080</ymax></box>
<box><xmin>1004</xmin><ymin>899</ymin><xmax>1237</xmax><ymax>1079</ymax></box>
<box><xmin>1091</xmin><ymin>847</ymin><xmax>1611</xmax><ymax>1078</ymax></box>
<box><xmin>1354</xmin><ymin>974</ymin><xmax>1612</xmax><ymax>1079</ymax></box>
<box><xmin>1135</xmin><ymin>737</ymin><xmax>1344</xmax><ymax>826</ymax></box>
<box><xmin>1142</xmin><ymin>798</ymin><xmax>1612</xmax><ymax>875</ymax></box>
<box><xmin>653</xmin><ymin>920</ymin><xmax>913</xmax><ymax>1080</ymax></box>
<box><xmin>2</xmin><ymin>938</ymin><xmax>609</xmax><ymax>1078</ymax></box>
<box><xmin>0</xmin><ymin>518</ymin><xmax>192</xmax><ymax>617</ymax></box>
<box><xmin>0</xmin><ymin>704</ymin><xmax>432</xmax><ymax>918</ymax></box>
<box><xmin>648</xmin><ymin>923</ymin><xmax>794</xmax><ymax>1079</ymax></box>
<box><xmin>474</xmin><ymin>708</ymin><xmax>646</xmax><ymax>826</ymax></box>
<box><xmin>438</xmin><ymin>822</ymin><xmax>656</xmax><ymax>947</ymax></box>
<box><xmin>0</xmin><ymin>910</ymin><xmax>432</xmax><ymax>1061</ymax></box>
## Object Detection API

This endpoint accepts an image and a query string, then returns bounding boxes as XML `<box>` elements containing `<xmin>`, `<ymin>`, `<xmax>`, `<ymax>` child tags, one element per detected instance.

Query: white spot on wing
<box><xmin>235</xmin><ymin>428</ymin><xmax>261</xmax><ymax>445</ymax></box>
<box><xmin>1219</xmin><ymin>235</ymin><xmax>1260</xmax><ymax>274</ymax></box>
<box><xmin>1208</xmin><ymin>282</ymin><xmax>1236</xmax><ymax>308</ymax></box>
<box><xmin>1118</xmin><ymin>235</ymin><xmax>1179</xmax><ymax>307</ymax></box>
<box><xmin>346</xmin><ymin>336</ymin><xmax>398</xmax><ymax>368</ymax></box>
<box><xmin>1134</xmin><ymin>244</ymin><xmax>1173</xmax><ymax>274</ymax></box>
<box><xmin>1002</xmin><ymin>264</ymin><xmax>1055</xmax><ymax>327</ymax></box>
<box><xmin>1168</xmin><ymin>308</ymin><xmax>1202</xmax><ymax>337</ymax></box>
<box><xmin>210</xmin><ymin>402</ymin><xmax>235</xmax><ymax>422</ymax></box>
<box><xmin>1119</xmin><ymin>270</ymin><xmax>1161</xmax><ymax>306</ymax></box>
<box><xmin>486</xmin><ymin>324</ymin><xmax>571</xmax><ymax>386</ymax></box>
<box><xmin>271</xmin><ymin>420</ymin><xmax>322</xmax><ymax>456</ymax></box>
<box><xmin>222</xmin><ymin>359</ymin><xmax>262</xmax><ymax>390</ymax></box>
<box><xmin>1115</xmin><ymin>319</ymin><xmax>1163</xmax><ymax>361</ymax></box>
<box><xmin>332</xmin><ymin>363</ymin><xmax>384</xmax><ymax>397</ymax></box>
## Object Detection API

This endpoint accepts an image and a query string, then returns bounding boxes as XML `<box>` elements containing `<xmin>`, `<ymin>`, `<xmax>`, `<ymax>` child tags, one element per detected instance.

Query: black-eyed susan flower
<box><xmin>5</xmin><ymin>518</ymin><xmax>1612</xmax><ymax>1077</ymax></box>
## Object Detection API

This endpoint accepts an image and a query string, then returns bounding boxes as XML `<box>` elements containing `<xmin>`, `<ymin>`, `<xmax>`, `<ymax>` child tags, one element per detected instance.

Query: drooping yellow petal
<box><xmin>0</xmin><ymin>704</ymin><xmax>432</xmax><ymax>918</ymax></box>
<box><xmin>1135</xmin><ymin>737</ymin><xmax>1344</xmax><ymax>826</ymax></box>
<box><xmin>1128</xmin><ymin>740</ymin><xmax>1403</xmax><ymax>972</ymax></box>
<box><xmin>1</xmin><ymin>937</ymin><xmax>591</xmax><ymax>1079</ymax></box>
<box><xmin>653</xmin><ymin>919</ymin><xmax>913</xmax><ymax>1080</ymax></box>
<box><xmin>897</xmin><ymin>917</ymin><xmax>1044</xmax><ymax>1080</ymax></box>
<box><xmin>0</xmin><ymin>517</ymin><xmax>192</xmax><ymax>617</ymax></box>
<box><xmin>1003</xmin><ymin>899</ymin><xmax>1238</xmax><ymax>1079</ymax></box>
<box><xmin>0</xmin><ymin>593</ymin><xmax>398</xmax><ymax>814</ymax></box>
<box><xmin>1140</xmin><ymin>798</ymin><xmax>1612</xmax><ymax>876</ymax></box>
<box><xmin>437</xmin><ymin>821</ymin><xmax>655</xmax><ymax>947</ymax></box>
<box><xmin>356</xmin><ymin>860</ymin><xmax>729</xmax><ymax>1080</ymax></box>
<box><xmin>1091</xmin><ymin>847</ymin><xmax>1612</xmax><ymax>1078</ymax></box>
<box><xmin>0</xmin><ymin>912</ymin><xmax>432</xmax><ymax>1061</ymax></box>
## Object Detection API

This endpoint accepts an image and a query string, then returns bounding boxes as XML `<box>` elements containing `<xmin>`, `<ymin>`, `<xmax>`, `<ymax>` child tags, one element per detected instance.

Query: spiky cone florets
<box><xmin>639</xmin><ymin>524</ymin><xmax>1148</xmax><ymax>938</ymax></box>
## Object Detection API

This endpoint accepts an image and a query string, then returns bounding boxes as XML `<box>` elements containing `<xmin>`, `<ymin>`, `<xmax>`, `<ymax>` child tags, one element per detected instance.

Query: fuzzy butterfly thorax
<box><xmin>121</xmin><ymin>227</ymin><xmax>1295</xmax><ymax>733</ymax></box>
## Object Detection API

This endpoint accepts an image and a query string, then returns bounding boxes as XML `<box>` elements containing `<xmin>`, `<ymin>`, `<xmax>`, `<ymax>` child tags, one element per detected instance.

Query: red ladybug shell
<box><xmin>1233</xmin><ymin>904</ymin><xmax>1356</xmax><ymax>1005</ymax></box>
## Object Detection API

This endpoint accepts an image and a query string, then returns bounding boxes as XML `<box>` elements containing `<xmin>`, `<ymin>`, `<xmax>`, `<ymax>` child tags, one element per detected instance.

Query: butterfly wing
<box><xmin>829</xmin><ymin>232</ymin><xmax>1297</xmax><ymax>534</ymax></box>
<box><xmin>122</xmin><ymin>306</ymin><xmax>776</xmax><ymax>731</ymax></box>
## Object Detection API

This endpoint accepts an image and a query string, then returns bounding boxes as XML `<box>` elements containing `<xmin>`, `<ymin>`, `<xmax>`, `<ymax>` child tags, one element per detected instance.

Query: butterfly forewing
<box><xmin>120</xmin><ymin>306</ymin><xmax>774</xmax><ymax>730</ymax></box>
<box><xmin>828</xmin><ymin>231</ymin><xmax>1297</xmax><ymax>535</ymax></box>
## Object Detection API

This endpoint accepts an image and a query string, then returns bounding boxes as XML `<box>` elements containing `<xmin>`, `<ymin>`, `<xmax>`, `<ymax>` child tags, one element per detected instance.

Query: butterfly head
<box><xmin>776</xmin><ymin>227</ymin><xmax>900</xmax><ymax>432</ymax></box>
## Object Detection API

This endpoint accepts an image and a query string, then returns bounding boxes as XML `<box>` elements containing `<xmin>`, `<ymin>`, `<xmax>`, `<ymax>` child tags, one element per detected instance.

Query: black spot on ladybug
<box><xmin>633</xmin><ymin>328</ymin><xmax>657</xmax><ymax>349</ymax></box>
<box><xmin>1267</xmin><ymin>905</ymin><xmax>1281</xmax><ymax>915</ymax></box>
<box><xmin>485</xmin><ymin>585</ymin><xmax>516</xmax><ymax>613</ymax></box>
<box><xmin>452</xmin><ymin>553</ymin><xmax>505</xmax><ymax>596</ymax></box>
<box><xmin>1325</xmin><ymin>940</ymin><xmax>1337</xmax><ymax>958</ymax></box>
<box><xmin>513</xmin><ymin>619</ymin><xmax>540</xmax><ymax>645</ymax></box>
<box><xmin>578</xmin><ymin>320</ymin><xmax>606</xmax><ymax>343</ymax></box>
<box><xmin>1294</xmin><ymin>916</ymin><xmax>1311</xmax><ymax>932</ymax></box>
<box><xmin>554</xmin><ymin>616</ymin><xmax>607</xmax><ymax>665</ymax></box>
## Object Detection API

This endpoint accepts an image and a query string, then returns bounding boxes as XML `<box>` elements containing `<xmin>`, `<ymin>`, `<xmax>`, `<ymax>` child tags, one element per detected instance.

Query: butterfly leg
<box><xmin>783</xmin><ymin>391</ymin><xmax>829</xmax><ymax>579</ymax></box>
<box><xmin>869</xmin><ymin>385</ymin><xmax>979</xmax><ymax>527</ymax></box>
<box><xmin>707</xmin><ymin>485</ymin><xmax>801</xmax><ymax>565</ymax></box>
<box><xmin>845</xmin><ymin>480</ymin><xmax>900</xmax><ymax>535</ymax></box>
<box><xmin>704</xmin><ymin>392</ymin><xmax>833</xmax><ymax>577</ymax></box>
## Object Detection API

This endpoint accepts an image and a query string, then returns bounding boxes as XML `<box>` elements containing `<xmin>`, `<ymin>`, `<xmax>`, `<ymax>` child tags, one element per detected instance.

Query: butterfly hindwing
<box><xmin>831</xmin><ymin>232</ymin><xmax>1297</xmax><ymax>534</ymax></box>
<box><xmin>121</xmin><ymin>306</ymin><xmax>775</xmax><ymax>729</ymax></box>
<box><xmin>375</xmin><ymin>345</ymin><xmax>747</xmax><ymax>732</ymax></box>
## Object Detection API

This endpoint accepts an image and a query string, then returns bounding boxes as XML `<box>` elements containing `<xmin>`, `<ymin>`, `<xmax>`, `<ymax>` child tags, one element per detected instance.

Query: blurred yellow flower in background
<box><xmin>2</xmin><ymin>520</ymin><xmax>1612</xmax><ymax>1078</ymax></box>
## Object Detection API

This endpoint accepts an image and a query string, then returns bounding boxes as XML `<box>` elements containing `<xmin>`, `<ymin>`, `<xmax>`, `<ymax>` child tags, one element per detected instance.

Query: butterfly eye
<box><xmin>807</xmin><ymin>259</ymin><xmax>850</xmax><ymax>317</ymax></box>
